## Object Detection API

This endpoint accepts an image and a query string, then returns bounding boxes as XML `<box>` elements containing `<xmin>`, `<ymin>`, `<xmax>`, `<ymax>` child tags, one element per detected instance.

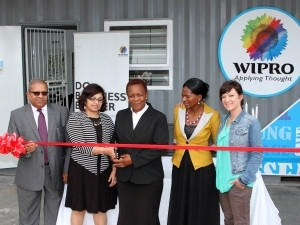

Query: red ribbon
<box><xmin>1</xmin><ymin>131</ymin><xmax>299</xmax><ymax>158</ymax></box>
<box><xmin>30</xmin><ymin>141</ymin><xmax>300</xmax><ymax>153</ymax></box>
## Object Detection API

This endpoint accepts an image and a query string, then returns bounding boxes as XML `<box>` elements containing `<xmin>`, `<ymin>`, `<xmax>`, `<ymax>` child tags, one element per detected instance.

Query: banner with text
<box><xmin>74</xmin><ymin>32</ymin><xmax>129</xmax><ymax>121</ymax></box>
<box><xmin>260</xmin><ymin>99</ymin><xmax>300</xmax><ymax>175</ymax></box>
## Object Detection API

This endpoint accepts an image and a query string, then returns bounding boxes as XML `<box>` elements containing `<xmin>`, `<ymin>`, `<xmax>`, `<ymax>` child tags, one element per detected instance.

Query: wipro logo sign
<box><xmin>242</xmin><ymin>14</ymin><xmax>287</xmax><ymax>61</ymax></box>
<box><xmin>218</xmin><ymin>7</ymin><xmax>300</xmax><ymax>97</ymax></box>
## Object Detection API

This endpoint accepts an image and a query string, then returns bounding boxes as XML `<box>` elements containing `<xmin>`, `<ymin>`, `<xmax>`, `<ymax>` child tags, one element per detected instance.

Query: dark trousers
<box><xmin>220</xmin><ymin>185</ymin><xmax>252</xmax><ymax>225</ymax></box>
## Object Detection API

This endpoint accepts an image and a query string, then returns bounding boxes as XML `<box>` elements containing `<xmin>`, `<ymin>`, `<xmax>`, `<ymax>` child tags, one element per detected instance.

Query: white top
<box><xmin>131</xmin><ymin>104</ymin><xmax>149</xmax><ymax>129</ymax></box>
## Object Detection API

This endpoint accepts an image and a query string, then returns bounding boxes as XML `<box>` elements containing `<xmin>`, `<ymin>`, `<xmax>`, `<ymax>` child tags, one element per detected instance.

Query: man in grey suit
<box><xmin>7</xmin><ymin>79</ymin><xmax>71</xmax><ymax>225</ymax></box>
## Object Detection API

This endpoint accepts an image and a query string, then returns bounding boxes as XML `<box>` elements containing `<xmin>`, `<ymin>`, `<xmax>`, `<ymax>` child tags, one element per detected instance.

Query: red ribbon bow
<box><xmin>0</xmin><ymin>132</ymin><xmax>26</xmax><ymax>158</ymax></box>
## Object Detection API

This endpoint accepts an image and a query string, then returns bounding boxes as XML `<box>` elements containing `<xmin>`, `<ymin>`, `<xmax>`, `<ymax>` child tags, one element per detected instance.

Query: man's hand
<box><xmin>62</xmin><ymin>173</ymin><xmax>68</xmax><ymax>184</ymax></box>
<box><xmin>24</xmin><ymin>141</ymin><xmax>38</xmax><ymax>153</ymax></box>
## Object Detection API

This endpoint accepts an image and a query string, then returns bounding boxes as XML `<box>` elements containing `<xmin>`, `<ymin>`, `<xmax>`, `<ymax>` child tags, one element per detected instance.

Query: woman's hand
<box><xmin>112</xmin><ymin>154</ymin><xmax>132</xmax><ymax>168</ymax></box>
<box><xmin>103</xmin><ymin>147</ymin><xmax>115</xmax><ymax>158</ymax></box>
<box><xmin>231</xmin><ymin>178</ymin><xmax>245</xmax><ymax>189</ymax></box>
<box><xmin>108</xmin><ymin>167</ymin><xmax>117</xmax><ymax>187</ymax></box>
<box><xmin>92</xmin><ymin>146</ymin><xmax>115</xmax><ymax>158</ymax></box>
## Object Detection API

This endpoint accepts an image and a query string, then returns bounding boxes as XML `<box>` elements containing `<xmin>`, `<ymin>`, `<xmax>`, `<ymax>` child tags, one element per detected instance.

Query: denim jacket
<box><xmin>219</xmin><ymin>110</ymin><xmax>263</xmax><ymax>185</ymax></box>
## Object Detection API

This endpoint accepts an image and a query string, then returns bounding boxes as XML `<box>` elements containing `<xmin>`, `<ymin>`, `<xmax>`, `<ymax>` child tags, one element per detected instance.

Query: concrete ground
<box><xmin>1</xmin><ymin>168</ymin><xmax>299</xmax><ymax>225</ymax></box>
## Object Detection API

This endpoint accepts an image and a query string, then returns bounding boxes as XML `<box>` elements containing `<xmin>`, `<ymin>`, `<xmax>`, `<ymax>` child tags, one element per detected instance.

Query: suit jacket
<box><xmin>114</xmin><ymin>103</ymin><xmax>169</xmax><ymax>184</ymax></box>
<box><xmin>172</xmin><ymin>102</ymin><xmax>220</xmax><ymax>170</ymax></box>
<box><xmin>7</xmin><ymin>103</ymin><xmax>71</xmax><ymax>191</ymax></box>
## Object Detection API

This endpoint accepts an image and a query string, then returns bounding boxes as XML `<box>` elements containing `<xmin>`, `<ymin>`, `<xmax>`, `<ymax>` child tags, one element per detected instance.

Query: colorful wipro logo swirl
<box><xmin>241</xmin><ymin>14</ymin><xmax>288</xmax><ymax>61</ymax></box>
<box><xmin>120</xmin><ymin>46</ymin><xmax>127</xmax><ymax>54</ymax></box>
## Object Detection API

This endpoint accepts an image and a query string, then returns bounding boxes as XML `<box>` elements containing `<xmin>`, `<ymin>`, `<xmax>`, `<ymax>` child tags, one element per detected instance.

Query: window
<box><xmin>104</xmin><ymin>19</ymin><xmax>173</xmax><ymax>90</ymax></box>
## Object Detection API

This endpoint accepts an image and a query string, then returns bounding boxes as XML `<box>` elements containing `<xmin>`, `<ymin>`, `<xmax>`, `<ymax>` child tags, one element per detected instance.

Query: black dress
<box><xmin>65</xmin><ymin>117</ymin><xmax>117</xmax><ymax>213</ymax></box>
<box><xmin>167</xmin><ymin>125</ymin><xmax>220</xmax><ymax>225</ymax></box>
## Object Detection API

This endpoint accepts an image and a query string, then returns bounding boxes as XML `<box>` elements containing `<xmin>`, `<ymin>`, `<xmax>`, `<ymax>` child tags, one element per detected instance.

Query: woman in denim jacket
<box><xmin>216</xmin><ymin>80</ymin><xmax>263</xmax><ymax>225</ymax></box>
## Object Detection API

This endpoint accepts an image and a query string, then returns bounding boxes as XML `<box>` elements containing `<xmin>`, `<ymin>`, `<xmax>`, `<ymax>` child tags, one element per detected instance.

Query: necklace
<box><xmin>90</xmin><ymin>117</ymin><xmax>102</xmax><ymax>126</ymax></box>
<box><xmin>186</xmin><ymin>111</ymin><xmax>202</xmax><ymax>125</ymax></box>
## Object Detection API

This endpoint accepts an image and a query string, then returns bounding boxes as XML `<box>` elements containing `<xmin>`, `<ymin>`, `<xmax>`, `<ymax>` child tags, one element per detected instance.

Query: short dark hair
<box><xmin>78</xmin><ymin>83</ymin><xmax>107</xmax><ymax>112</ymax></box>
<box><xmin>219</xmin><ymin>80</ymin><xmax>244</xmax><ymax>107</ymax></box>
<box><xmin>183</xmin><ymin>78</ymin><xmax>209</xmax><ymax>100</ymax></box>
<box><xmin>126</xmin><ymin>78</ymin><xmax>148</xmax><ymax>94</ymax></box>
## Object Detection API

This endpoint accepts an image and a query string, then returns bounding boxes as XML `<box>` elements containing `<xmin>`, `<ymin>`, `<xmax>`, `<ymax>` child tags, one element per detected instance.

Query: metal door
<box><xmin>24</xmin><ymin>28</ymin><xmax>69</xmax><ymax>107</ymax></box>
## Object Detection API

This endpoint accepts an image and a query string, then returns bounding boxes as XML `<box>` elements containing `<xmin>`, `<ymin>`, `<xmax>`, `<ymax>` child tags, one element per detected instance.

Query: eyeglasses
<box><xmin>30</xmin><ymin>91</ymin><xmax>48</xmax><ymax>96</ymax></box>
<box><xmin>88</xmin><ymin>97</ymin><xmax>103</xmax><ymax>103</ymax></box>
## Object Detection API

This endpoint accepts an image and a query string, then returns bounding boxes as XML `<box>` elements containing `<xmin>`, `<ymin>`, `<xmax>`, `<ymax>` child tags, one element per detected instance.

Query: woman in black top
<box><xmin>112</xmin><ymin>79</ymin><xmax>169</xmax><ymax>225</ymax></box>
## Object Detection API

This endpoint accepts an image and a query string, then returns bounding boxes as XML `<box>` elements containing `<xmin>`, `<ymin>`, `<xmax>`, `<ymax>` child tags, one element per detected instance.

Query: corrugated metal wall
<box><xmin>0</xmin><ymin>0</ymin><xmax>299</xmax><ymax>128</ymax></box>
